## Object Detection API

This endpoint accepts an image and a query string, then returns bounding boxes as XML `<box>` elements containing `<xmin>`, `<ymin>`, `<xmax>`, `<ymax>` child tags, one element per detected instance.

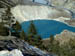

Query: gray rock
<box><xmin>0</xmin><ymin>0</ymin><xmax>42</xmax><ymax>8</ymax></box>
<box><xmin>0</xmin><ymin>49</ymin><xmax>23</xmax><ymax>56</ymax></box>
<box><xmin>0</xmin><ymin>36</ymin><xmax>54</xmax><ymax>56</ymax></box>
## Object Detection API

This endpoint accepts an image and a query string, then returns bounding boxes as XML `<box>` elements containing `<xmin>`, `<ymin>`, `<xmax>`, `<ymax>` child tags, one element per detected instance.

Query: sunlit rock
<box><xmin>0</xmin><ymin>49</ymin><xmax>23</xmax><ymax>56</ymax></box>
<box><xmin>46</xmin><ymin>0</ymin><xmax>75</xmax><ymax>15</ymax></box>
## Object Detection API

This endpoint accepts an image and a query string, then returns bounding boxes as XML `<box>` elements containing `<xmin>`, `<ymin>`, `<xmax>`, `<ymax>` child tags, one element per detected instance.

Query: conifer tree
<box><xmin>20</xmin><ymin>30</ymin><xmax>27</xmax><ymax>40</ymax></box>
<box><xmin>28</xmin><ymin>21</ymin><xmax>37</xmax><ymax>35</ymax></box>
<box><xmin>13</xmin><ymin>21</ymin><xmax>21</xmax><ymax>32</ymax></box>
<box><xmin>27</xmin><ymin>21</ymin><xmax>43</xmax><ymax>47</ymax></box>
<box><xmin>49</xmin><ymin>35</ymin><xmax>54</xmax><ymax>44</ymax></box>
<box><xmin>28</xmin><ymin>21</ymin><xmax>37</xmax><ymax>44</ymax></box>
<box><xmin>47</xmin><ymin>35</ymin><xmax>55</xmax><ymax>52</ymax></box>
<box><xmin>35</xmin><ymin>35</ymin><xmax>43</xmax><ymax>48</ymax></box>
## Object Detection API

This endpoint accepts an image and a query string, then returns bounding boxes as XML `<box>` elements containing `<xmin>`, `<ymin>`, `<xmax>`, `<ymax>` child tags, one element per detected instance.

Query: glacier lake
<box><xmin>21</xmin><ymin>20</ymin><xmax>75</xmax><ymax>39</ymax></box>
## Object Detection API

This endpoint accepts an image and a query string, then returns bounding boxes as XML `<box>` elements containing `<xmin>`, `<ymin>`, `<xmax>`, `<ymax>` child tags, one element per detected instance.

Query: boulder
<box><xmin>0</xmin><ymin>49</ymin><xmax>23</xmax><ymax>56</ymax></box>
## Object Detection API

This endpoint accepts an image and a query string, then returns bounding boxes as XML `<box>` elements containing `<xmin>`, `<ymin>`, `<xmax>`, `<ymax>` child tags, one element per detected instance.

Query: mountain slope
<box><xmin>11</xmin><ymin>5</ymin><xmax>72</xmax><ymax>23</ymax></box>
<box><xmin>0</xmin><ymin>0</ymin><xmax>73</xmax><ymax>24</ymax></box>
<box><xmin>46</xmin><ymin>0</ymin><xmax>75</xmax><ymax>18</ymax></box>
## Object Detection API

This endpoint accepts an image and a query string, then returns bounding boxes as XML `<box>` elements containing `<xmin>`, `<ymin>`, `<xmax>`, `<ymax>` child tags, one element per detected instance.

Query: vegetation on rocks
<box><xmin>43</xmin><ymin>31</ymin><xmax>75</xmax><ymax>56</ymax></box>
<box><xmin>20</xmin><ymin>21</ymin><xmax>44</xmax><ymax>49</ymax></box>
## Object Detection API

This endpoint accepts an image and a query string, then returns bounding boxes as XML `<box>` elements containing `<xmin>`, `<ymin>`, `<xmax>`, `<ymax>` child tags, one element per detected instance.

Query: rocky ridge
<box><xmin>46</xmin><ymin>0</ymin><xmax>75</xmax><ymax>18</ymax></box>
<box><xmin>0</xmin><ymin>36</ymin><xmax>54</xmax><ymax>56</ymax></box>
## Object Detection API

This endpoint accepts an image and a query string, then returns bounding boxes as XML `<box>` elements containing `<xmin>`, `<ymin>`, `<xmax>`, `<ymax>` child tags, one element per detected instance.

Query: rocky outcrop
<box><xmin>0</xmin><ymin>36</ymin><xmax>53</xmax><ymax>56</ymax></box>
<box><xmin>46</xmin><ymin>0</ymin><xmax>75</xmax><ymax>18</ymax></box>
<box><xmin>0</xmin><ymin>49</ymin><xmax>23</xmax><ymax>56</ymax></box>
<box><xmin>55</xmin><ymin>30</ymin><xmax>75</xmax><ymax>45</ymax></box>
<box><xmin>47</xmin><ymin>0</ymin><xmax>75</xmax><ymax>10</ymax></box>
<box><xmin>0</xmin><ymin>0</ymin><xmax>34</xmax><ymax>7</ymax></box>
<box><xmin>65</xmin><ymin>19</ymin><xmax>75</xmax><ymax>26</ymax></box>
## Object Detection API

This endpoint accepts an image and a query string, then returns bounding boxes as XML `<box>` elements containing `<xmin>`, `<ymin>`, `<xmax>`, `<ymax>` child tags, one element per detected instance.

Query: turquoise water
<box><xmin>21</xmin><ymin>20</ymin><xmax>75</xmax><ymax>39</ymax></box>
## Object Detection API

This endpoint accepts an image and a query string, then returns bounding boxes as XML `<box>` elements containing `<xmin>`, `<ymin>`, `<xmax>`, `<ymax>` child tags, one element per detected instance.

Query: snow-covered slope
<box><xmin>11</xmin><ymin>5</ymin><xmax>72</xmax><ymax>23</ymax></box>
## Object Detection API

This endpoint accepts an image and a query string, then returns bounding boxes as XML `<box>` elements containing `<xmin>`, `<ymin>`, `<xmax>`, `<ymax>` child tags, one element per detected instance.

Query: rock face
<box><xmin>0</xmin><ymin>36</ymin><xmax>53</xmax><ymax>56</ymax></box>
<box><xmin>46</xmin><ymin>0</ymin><xmax>67</xmax><ymax>6</ymax></box>
<box><xmin>55</xmin><ymin>30</ymin><xmax>75</xmax><ymax>45</ymax></box>
<box><xmin>46</xmin><ymin>0</ymin><xmax>75</xmax><ymax>18</ymax></box>
<box><xmin>65</xmin><ymin>19</ymin><xmax>75</xmax><ymax>26</ymax></box>
<box><xmin>0</xmin><ymin>0</ymin><xmax>33</xmax><ymax>7</ymax></box>
<box><xmin>0</xmin><ymin>49</ymin><xmax>23</xmax><ymax>56</ymax></box>
<box><xmin>47</xmin><ymin>0</ymin><xmax>75</xmax><ymax>9</ymax></box>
